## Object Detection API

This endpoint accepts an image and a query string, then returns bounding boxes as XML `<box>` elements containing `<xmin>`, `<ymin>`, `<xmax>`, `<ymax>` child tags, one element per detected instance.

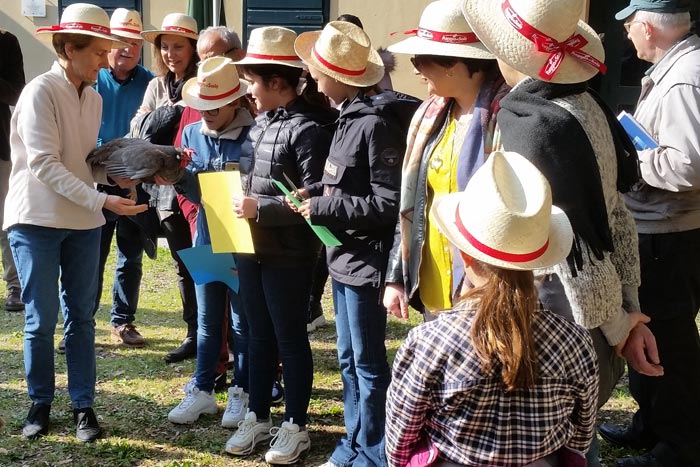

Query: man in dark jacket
<box><xmin>0</xmin><ymin>29</ymin><xmax>25</xmax><ymax>312</ymax></box>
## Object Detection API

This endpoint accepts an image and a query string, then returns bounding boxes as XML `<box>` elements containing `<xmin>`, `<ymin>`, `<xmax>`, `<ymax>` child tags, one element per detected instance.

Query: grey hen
<box><xmin>87</xmin><ymin>138</ymin><xmax>194</xmax><ymax>185</ymax></box>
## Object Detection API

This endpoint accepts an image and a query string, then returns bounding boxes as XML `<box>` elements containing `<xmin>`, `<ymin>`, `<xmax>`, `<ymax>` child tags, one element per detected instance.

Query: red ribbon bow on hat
<box><xmin>501</xmin><ymin>0</ymin><xmax>606</xmax><ymax>80</ymax></box>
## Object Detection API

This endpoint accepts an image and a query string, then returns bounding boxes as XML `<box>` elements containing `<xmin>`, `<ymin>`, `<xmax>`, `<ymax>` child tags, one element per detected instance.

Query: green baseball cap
<box><xmin>615</xmin><ymin>0</ymin><xmax>691</xmax><ymax>20</ymax></box>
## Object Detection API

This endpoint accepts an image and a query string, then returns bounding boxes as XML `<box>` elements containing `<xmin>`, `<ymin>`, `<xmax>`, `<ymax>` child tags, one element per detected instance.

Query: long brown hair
<box><xmin>462</xmin><ymin>260</ymin><xmax>538</xmax><ymax>391</ymax></box>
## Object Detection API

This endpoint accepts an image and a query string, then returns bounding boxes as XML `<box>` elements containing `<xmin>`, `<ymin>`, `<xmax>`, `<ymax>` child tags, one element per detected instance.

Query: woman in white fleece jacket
<box><xmin>4</xmin><ymin>4</ymin><xmax>145</xmax><ymax>443</ymax></box>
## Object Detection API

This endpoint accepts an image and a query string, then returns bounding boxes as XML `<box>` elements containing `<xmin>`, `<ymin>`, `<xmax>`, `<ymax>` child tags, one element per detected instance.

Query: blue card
<box><xmin>177</xmin><ymin>244</ymin><xmax>239</xmax><ymax>292</ymax></box>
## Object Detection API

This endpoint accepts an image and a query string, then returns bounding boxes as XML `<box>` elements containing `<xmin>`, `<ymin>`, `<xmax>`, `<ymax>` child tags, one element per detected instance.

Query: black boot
<box><xmin>164</xmin><ymin>336</ymin><xmax>196</xmax><ymax>363</ymax></box>
<box><xmin>74</xmin><ymin>407</ymin><xmax>102</xmax><ymax>443</ymax></box>
<box><xmin>22</xmin><ymin>403</ymin><xmax>50</xmax><ymax>439</ymax></box>
<box><xmin>599</xmin><ymin>423</ymin><xmax>656</xmax><ymax>450</ymax></box>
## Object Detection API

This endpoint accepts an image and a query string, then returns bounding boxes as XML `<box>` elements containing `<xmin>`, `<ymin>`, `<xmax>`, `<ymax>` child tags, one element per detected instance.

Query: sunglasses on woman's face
<box><xmin>200</xmin><ymin>108</ymin><xmax>220</xmax><ymax>116</ymax></box>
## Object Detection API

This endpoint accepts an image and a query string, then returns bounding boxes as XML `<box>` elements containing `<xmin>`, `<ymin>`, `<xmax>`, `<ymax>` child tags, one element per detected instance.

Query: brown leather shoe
<box><xmin>111</xmin><ymin>323</ymin><xmax>145</xmax><ymax>347</ymax></box>
<box><xmin>5</xmin><ymin>286</ymin><xmax>24</xmax><ymax>312</ymax></box>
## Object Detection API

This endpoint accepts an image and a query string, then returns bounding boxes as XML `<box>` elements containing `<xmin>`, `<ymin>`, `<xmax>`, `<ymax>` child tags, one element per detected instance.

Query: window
<box><xmin>59</xmin><ymin>0</ymin><xmax>142</xmax><ymax>17</ymax></box>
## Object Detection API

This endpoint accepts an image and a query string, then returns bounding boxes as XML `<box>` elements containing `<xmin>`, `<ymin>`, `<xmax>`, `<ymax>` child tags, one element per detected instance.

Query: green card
<box><xmin>272</xmin><ymin>178</ymin><xmax>342</xmax><ymax>247</ymax></box>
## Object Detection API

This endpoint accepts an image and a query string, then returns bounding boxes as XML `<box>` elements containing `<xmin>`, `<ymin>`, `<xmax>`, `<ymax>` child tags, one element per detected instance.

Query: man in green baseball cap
<box><xmin>615</xmin><ymin>0</ymin><xmax>691</xmax><ymax>20</ymax></box>
<box><xmin>600</xmin><ymin>2</ymin><xmax>700</xmax><ymax>467</ymax></box>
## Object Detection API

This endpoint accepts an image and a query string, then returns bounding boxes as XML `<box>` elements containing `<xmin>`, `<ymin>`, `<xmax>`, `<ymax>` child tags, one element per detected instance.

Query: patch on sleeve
<box><xmin>324</xmin><ymin>160</ymin><xmax>338</xmax><ymax>177</ymax></box>
<box><xmin>380</xmin><ymin>148</ymin><xmax>400</xmax><ymax>167</ymax></box>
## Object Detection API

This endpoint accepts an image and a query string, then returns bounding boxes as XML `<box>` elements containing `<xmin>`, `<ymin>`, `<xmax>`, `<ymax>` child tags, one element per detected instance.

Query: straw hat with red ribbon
<box><xmin>461</xmin><ymin>0</ymin><xmax>606</xmax><ymax>83</ymax></box>
<box><xmin>236</xmin><ymin>26</ymin><xmax>304</xmax><ymax>68</ymax></box>
<box><xmin>389</xmin><ymin>0</ymin><xmax>493</xmax><ymax>60</ymax></box>
<box><xmin>141</xmin><ymin>13</ymin><xmax>199</xmax><ymax>44</ymax></box>
<box><xmin>35</xmin><ymin>3</ymin><xmax>128</xmax><ymax>48</ymax></box>
<box><xmin>182</xmin><ymin>56</ymin><xmax>248</xmax><ymax>111</ymax></box>
<box><xmin>109</xmin><ymin>8</ymin><xmax>143</xmax><ymax>40</ymax></box>
<box><xmin>432</xmin><ymin>150</ymin><xmax>573</xmax><ymax>271</ymax></box>
<box><xmin>294</xmin><ymin>21</ymin><xmax>385</xmax><ymax>88</ymax></box>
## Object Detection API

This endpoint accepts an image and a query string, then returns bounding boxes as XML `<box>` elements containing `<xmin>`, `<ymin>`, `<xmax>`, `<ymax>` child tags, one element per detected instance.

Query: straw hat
<box><xmin>461</xmin><ymin>0</ymin><xmax>607</xmax><ymax>83</ymax></box>
<box><xmin>295</xmin><ymin>21</ymin><xmax>385</xmax><ymax>87</ymax></box>
<box><xmin>431</xmin><ymin>151</ymin><xmax>573</xmax><ymax>271</ymax></box>
<box><xmin>35</xmin><ymin>3</ymin><xmax>128</xmax><ymax>48</ymax></box>
<box><xmin>388</xmin><ymin>0</ymin><xmax>493</xmax><ymax>60</ymax></box>
<box><xmin>182</xmin><ymin>57</ymin><xmax>248</xmax><ymax>111</ymax></box>
<box><xmin>236</xmin><ymin>26</ymin><xmax>304</xmax><ymax>68</ymax></box>
<box><xmin>141</xmin><ymin>13</ymin><xmax>199</xmax><ymax>44</ymax></box>
<box><xmin>110</xmin><ymin>8</ymin><xmax>143</xmax><ymax>40</ymax></box>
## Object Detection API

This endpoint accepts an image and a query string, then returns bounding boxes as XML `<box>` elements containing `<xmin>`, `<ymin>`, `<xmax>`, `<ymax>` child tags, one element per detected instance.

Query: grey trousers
<box><xmin>537</xmin><ymin>273</ymin><xmax>625</xmax><ymax>408</ymax></box>
<box><xmin>538</xmin><ymin>273</ymin><xmax>624</xmax><ymax>467</ymax></box>
<box><xmin>0</xmin><ymin>159</ymin><xmax>19</xmax><ymax>290</ymax></box>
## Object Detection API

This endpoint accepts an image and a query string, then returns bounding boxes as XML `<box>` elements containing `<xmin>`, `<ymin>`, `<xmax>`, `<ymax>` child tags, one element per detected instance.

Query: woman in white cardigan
<box><xmin>5</xmin><ymin>4</ymin><xmax>145</xmax><ymax>443</ymax></box>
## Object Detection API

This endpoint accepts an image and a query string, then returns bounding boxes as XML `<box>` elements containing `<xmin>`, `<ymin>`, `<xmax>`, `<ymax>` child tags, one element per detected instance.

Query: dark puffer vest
<box><xmin>239</xmin><ymin>98</ymin><xmax>337</xmax><ymax>266</ymax></box>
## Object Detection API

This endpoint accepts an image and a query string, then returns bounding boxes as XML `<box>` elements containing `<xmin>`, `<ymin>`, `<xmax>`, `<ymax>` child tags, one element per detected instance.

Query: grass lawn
<box><xmin>0</xmin><ymin>246</ymin><xmax>639</xmax><ymax>466</ymax></box>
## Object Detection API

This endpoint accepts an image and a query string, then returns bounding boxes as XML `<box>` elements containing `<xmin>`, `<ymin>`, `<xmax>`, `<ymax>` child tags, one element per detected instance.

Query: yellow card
<box><xmin>198</xmin><ymin>171</ymin><xmax>255</xmax><ymax>254</ymax></box>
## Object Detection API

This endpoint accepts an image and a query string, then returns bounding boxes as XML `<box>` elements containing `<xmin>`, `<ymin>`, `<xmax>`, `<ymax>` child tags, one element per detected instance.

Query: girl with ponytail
<box><xmin>386</xmin><ymin>151</ymin><xmax>599</xmax><ymax>467</ymax></box>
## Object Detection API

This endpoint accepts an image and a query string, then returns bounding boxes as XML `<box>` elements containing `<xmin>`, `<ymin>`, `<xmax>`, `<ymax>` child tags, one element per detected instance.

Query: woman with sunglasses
<box><xmin>383</xmin><ymin>0</ymin><xmax>508</xmax><ymax>321</ymax></box>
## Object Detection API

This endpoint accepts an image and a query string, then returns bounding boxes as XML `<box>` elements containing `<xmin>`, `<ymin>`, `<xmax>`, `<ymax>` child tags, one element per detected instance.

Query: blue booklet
<box><xmin>618</xmin><ymin>111</ymin><xmax>658</xmax><ymax>151</ymax></box>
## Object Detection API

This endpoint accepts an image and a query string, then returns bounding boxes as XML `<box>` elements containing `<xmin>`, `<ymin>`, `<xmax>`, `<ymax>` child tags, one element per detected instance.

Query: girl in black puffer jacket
<box><xmin>225</xmin><ymin>26</ymin><xmax>336</xmax><ymax>464</ymax></box>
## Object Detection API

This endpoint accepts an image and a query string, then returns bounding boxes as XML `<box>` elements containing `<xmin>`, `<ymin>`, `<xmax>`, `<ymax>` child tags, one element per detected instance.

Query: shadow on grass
<box><xmin>0</xmin><ymin>379</ymin><xmax>346</xmax><ymax>466</ymax></box>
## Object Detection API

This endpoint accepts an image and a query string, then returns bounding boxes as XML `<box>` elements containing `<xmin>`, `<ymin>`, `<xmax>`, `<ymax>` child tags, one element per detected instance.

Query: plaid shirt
<box><xmin>386</xmin><ymin>301</ymin><xmax>599</xmax><ymax>467</ymax></box>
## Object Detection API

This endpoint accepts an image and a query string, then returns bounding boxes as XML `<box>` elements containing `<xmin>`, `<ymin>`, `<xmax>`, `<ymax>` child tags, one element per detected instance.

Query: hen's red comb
<box><xmin>179</xmin><ymin>148</ymin><xmax>196</xmax><ymax>168</ymax></box>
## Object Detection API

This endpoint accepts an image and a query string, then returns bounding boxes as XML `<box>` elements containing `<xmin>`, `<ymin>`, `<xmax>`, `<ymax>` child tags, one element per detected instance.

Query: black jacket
<box><xmin>240</xmin><ymin>98</ymin><xmax>336</xmax><ymax>266</ymax></box>
<box><xmin>309</xmin><ymin>90</ymin><xmax>420</xmax><ymax>288</ymax></box>
<box><xmin>0</xmin><ymin>31</ymin><xmax>25</xmax><ymax>160</ymax></box>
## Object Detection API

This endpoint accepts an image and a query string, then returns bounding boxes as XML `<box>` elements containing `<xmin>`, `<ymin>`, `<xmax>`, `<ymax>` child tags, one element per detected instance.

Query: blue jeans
<box><xmin>194</xmin><ymin>278</ymin><xmax>248</xmax><ymax>392</ymax></box>
<box><xmin>237</xmin><ymin>255</ymin><xmax>313</xmax><ymax>425</ymax></box>
<box><xmin>9</xmin><ymin>224</ymin><xmax>101</xmax><ymax>409</ymax></box>
<box><xmin>96</xmin><ymin>214</ymin><xmax>143</xmax><ymax>326</ymax></box>
<box><xmin>330</xmin><ymin>280</ymin><xmax>390</xmax><ymax>467</ymax></box>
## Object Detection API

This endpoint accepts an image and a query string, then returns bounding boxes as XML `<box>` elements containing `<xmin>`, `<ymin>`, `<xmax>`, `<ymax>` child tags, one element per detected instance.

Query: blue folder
<box><xmin>618</xmin><ymin>111</ymin><xmax>658</xmax><ymax>151</ymax></box>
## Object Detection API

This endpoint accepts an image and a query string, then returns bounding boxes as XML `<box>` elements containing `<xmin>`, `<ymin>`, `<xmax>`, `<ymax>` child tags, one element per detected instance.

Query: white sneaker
<box><xmin>264</xmin><ymin>418</ymin><xmax>311</xmax><ymax>464</ymax></box>
<box><xmin>183</xmin><ymin>377</ymin><xmax>196</xmax><ymax>395</ymax></box>
<box><xmin>306</xmin><ymin>311</ymin><xmax>327</xmax><ymax>333</ymax></box>
<box><xmin>221</xmin><ymin>386</ymin><xmax>249</xmax><ymax>428</ymax></box>
<box><xmin>225</xmin><ymin>410</ymin><xmax>273</xmax><ymax>456</ymax></box>
<box><xmin>317</xmin><ymin>462</ymin><xmax>338</xmax><ymax>467</ymax></box>
<box><xmin>167</xmin><ymin>387</ymin><xmax>218</xmax><ymax>424</ymax></box>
